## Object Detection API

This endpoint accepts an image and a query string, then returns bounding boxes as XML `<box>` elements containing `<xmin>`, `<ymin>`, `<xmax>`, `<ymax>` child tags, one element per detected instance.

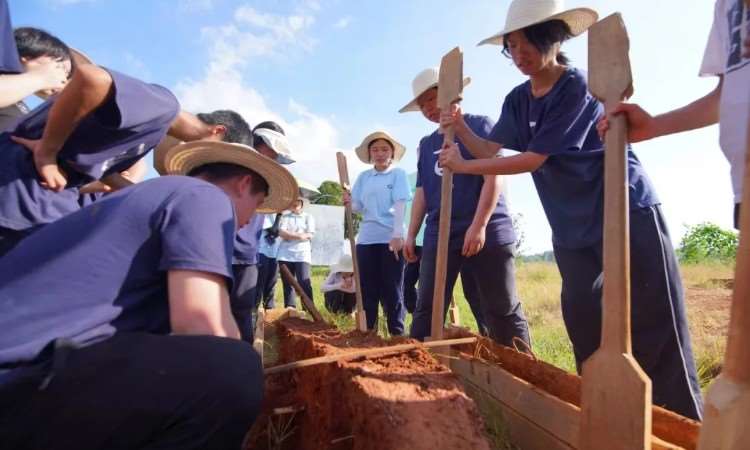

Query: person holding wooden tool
<box><xmin>342</xmin><ymin>131</ymin><xmax>411</xmax><ymax>335</ymax></box>
<box><xmin>0</xmin><ymin>140</ymin><xmax>298</xmax><ymax>450</ymax></box>
<box><xmin>439</xmin><ymin>0</ymin><xmax>703</xmax><ymax>420</ymax></box>
<box><xmin>401</xmin><ymin>67</ymin><xmax>530</xmax><ymax>345</ymax></box>
<box><xmin>599</xmin><ymin>0</ymin><xmax>749</xmax><ymax>230</ymax></box>
<box><xmin>277</xmin><ymin>195</ymin><xmax>316</xmax><ymax>308</ymax></box>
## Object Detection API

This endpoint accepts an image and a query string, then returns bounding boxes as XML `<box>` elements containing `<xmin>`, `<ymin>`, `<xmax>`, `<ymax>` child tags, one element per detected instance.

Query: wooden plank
<box><xmin>336</xmin><ymin>152</ymin><xmax>368</xmax><ymax>332</ymax></box>
<box><xmin>448</xmin><ymin>296</ymin><xmax>460</xmax><ymax>326</ymax></box>
<box><xmin>279</xmin><ymin>264</ymin><xmax>324</xmax><ymax>322</ymax></box>
<box><xmin>583</xmin><ymin>13</ymin><xmax>651</xmax><ymax>450</ymax></box>
<box><xmin>431</xmin><ymin>46</ymin><xmax>463</xmax><ymax>340</ymax></box>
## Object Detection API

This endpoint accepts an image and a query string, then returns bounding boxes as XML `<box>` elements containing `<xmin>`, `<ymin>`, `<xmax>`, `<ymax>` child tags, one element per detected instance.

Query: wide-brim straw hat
<box><xmin>478</xmin><ymin>0</ymin><xmax>598</xmax><ymax>46</ymax></box>
<box><xmin>161</xmin><ymin>140</ymin><xmax>299</xmax><ymax>214</ymax></box>
<box><xmin>254</xmin><ymin>127</ymin><xmax>295</xmax><ymax>164</ymax></box>
<box><xmin>399</xmin><ymin>67</ymin><xmax>471</xmax><ymax>113</ymax></box>
<box><xmin>331</xmin><ymin>253</ymin><xmax>353</xmax><ymax>274</ymax></box>
<box><xmin>354</xmin><ymin>131</ymin><xmax>406</xmax><ymax>164</ymax></box>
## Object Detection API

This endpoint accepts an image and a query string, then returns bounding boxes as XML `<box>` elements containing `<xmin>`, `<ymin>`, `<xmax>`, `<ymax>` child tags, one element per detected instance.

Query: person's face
<box><xmin>292</xmin><ymin>199</ymin><xmax>303</xmax><ymax>213</ymax></box>
<box><xmin>417</xmin><ymin>87</ymin><xmax>440</xmax><ymax>124</ymax></box>
<box><xmin>256</xmin><ymin>142</ymin><xmax>279</xmax><ymax>160</ymax></box>
<box><xmin>368</xmin><ymin>139</ymin><xmax>394</xmax><ymax>169</ymax></box>
<box><xmin>505</xmin><ymin>30</ymin><xmax>558</xmax><ymax>76</ymax></box>
<box><xmin>23</xmin><ymin>55</ymin><xmax>72</xmax><ymax>98</ymax></box>
<box><xmin>231</xmin><ymin>175</ymin><xmax>266</xmax><ymax>228</ymax></box>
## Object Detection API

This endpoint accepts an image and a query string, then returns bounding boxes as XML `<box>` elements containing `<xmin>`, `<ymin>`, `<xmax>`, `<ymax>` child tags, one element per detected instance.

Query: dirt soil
<box><xmin>250</xmin><ymin>317</ymin><xmax>492</xmax><ymax>450</ymax></box>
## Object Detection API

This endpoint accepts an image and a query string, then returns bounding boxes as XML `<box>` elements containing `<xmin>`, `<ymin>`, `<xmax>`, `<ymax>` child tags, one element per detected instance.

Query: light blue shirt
<box><xmin>351</xmin><ymin>166</ymin><xmax>411</xmax><ymax>245</ymax></box>
<box><xmin>277</xmin><ymin>211</ymin><xmax>315</xmax><ymax>263</ymax></box>
<box><xmin>258</xmin><ymin>214</ymin><xmax>281</xmax><ymax>258</ymax></box>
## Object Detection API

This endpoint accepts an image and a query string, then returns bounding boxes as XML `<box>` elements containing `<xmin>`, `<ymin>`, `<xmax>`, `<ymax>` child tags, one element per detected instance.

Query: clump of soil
<box><xmin>267</xmin><ymin>318</ymin><xmax>492</xmax><ymax>450</ymax></box>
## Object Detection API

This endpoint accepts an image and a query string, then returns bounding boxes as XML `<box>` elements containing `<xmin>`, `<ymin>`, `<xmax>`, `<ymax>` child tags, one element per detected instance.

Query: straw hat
<box><xmin>254</xmin><ymin>127</ymin><xmax>295</xmax><ymax>164</ymax></box>
<box><xmin>161</xmin><ymin>140</ymin><xmax>299</xmax><ymax>213</ymax></box>
<box><xmin>354</xmin><ymin>131</ymin><xmax>406</xmax><ymax>164</ymax></box>
<box><xmin>399</xmin><ymin>67</ymin><xmax>471</xmax><ymax>113</ymax></box>
<box><xmin>478</xmin><ymin>0</ymin><xmax>598</xmax><ymax>46</ymax></box>
<box><xmin>331</xmin><ymin>253</ymin><xmax>353</xmax><ymax>274</ymax></box>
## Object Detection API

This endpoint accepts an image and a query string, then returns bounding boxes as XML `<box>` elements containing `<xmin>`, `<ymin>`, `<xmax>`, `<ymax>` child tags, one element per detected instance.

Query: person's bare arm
<box><xmin>404</xmin><ymin>187</ymin><xmax>426</xmax><ymax>263</ymax></box>
<box><xmin>443</xmin><ymin>105</ymin><xmax>503</xmax><ymax>159</ymax></box>
<box><xmin>463</xmin><ymin>175</ymin><xmax>502</xmax><ymax>257</ymax></box>
<box><xmin>278</xmin><ymin>229</ymin><xmax>304</xmax><ymax>240</ymax></box>
<box><xmin>168</xmin><ymin>270</ymin><xmax>240</xmax><ymax>338</ymax></box>
<box><xmin>0</xmin><ymin>61</ymin><xmax>68</xmax><ymax>107</ymax></box>
<box><xmin>440</xmin><ymin>142</ymin><xmax>547</xmax><ymax>176</ymax></box>
<box><xmin>167</xmin><ymin>110</ymin><xmax>215</xmax><ymax>141</ymax></box>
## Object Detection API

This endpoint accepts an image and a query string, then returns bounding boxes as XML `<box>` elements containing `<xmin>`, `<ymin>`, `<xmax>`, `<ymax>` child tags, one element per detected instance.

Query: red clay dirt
<box><xmin>256</xmin><ymin>317</ymin><xmax>492</xmax><ymax>450</ymax></box>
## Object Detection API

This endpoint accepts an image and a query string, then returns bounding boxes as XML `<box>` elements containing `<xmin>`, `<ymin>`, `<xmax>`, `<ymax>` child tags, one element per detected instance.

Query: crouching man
<box><xmin>0</xmin><ymin>140</ymin><xmax>298</xmax><ymax>450</ymax></box>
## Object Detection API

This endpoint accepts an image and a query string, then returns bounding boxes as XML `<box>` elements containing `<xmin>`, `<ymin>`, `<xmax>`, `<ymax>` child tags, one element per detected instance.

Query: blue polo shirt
<box><xmin>0</xmin><ymin>0</ymin><xmax>22</xmax><ymax>74</ymax></box>
<box><xmin>0</xmin><ymin>176</ymin><xmax>236</xmax><ymax>382</ymax></box>
<box><xmin>351</xmin><ymin>166</ymin><xmax>411</xmax><ymax>245</ymax></box>
<box><xmin>416</xmin><ymin>114</ymin><xmax>516</xmax><ymax>250</ymax></box>
<box><xmin>233</xmin><ymin>214</ymin><xmax>264</xmax><ymax>265</ymax></box>
<box><xmin>488</xmin><ymin>67</ymin><xmax>658</xmax><ymax>249</ymax></box>
<box><xmin>0</xmin><ymin>68</ymin><xmax>179</xmax><ymax>231</ymax></box>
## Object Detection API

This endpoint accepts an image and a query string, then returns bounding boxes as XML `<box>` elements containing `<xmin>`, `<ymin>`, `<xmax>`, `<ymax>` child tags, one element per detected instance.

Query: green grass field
<box><xmin>271</xmin><ymin>260</ymin><xmax>733</xmax><ymax>388</ymax></box>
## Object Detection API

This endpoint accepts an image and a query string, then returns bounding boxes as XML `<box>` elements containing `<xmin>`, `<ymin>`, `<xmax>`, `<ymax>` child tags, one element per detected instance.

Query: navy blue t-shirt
<box><xmin>0</xmin><ymin>0</ymin><xmax>22</xmax><ymax>74</ymax></box>
<box><xmin>0</xmin><ymin>176</ymin><xmax>236</xmax><ymax>381</ymax></box>
<box><xmin>0</xmin><ymin>68</ymin><xmax>179</xmax><ymax>231</ymax></box>
<box><xmin>489</xmin><ymin>68</ymin><xmax>659</xmax><ymax>249</ymax></box>
<box><xmin>416</xmin><ymin>114</ymin><xmax>516</xmax><ymax>250</ymax></box>
<box><xmin>233</xmin><ymin>214</ymin><xmax>264</xmax><ymax>265</ymax></box>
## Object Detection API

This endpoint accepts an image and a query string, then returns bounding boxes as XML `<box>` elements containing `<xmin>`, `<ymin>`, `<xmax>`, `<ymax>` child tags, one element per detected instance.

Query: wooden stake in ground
<box><xmin>336</xmin><ymin>152</ymin><xmax>368</xmax><ymax>332</ymax></box>
<box><xmin>448</xmin><ymin>296</ymin><xmax>460</xmax><ymax>326</ymax></box>
<box><xmin>580</xmin><ymin>13</ymin><xmax>651</xmax><ymax>450</ymax></box>
<box><xmin>279</xmin><ymin>264</ymin><xmax>324</xmax><ymax>323</ymax></box>
<box><xmin>430</xmin><ymin>46</ymin><xmax>464</xmax><ymax>340</ymax></box>
<box><xmin>697</xmin><ymin>5</ymin><xmax>750</xmax><ymax>444</ymax></box>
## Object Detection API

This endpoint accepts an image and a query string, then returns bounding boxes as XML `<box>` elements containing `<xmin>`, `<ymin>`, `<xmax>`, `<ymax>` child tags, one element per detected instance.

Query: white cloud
<box><xmin>333</xmin><ymin>16</ymin><xmax>352</xmax><ymax>29</ymax></box>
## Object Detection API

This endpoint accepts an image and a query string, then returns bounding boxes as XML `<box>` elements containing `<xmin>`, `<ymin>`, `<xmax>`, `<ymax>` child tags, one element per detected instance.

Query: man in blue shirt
<box><xmin>400</xmin><ymin>67</ymin><xmax>530</xmax><ymax>345</ymax></box>
<box><xmin>0</xmin><ymin>140</ymin><xmax>298</xmax><ymax>450</ymax></box>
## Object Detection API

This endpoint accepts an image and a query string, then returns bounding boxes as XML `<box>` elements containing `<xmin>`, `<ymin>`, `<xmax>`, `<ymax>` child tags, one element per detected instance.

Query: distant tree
<box><xmin>314</xmin><ymin>180</ymin><xmax>362</xmax><ymax>238</ymax></box>
<box><xmin>678</xmin><ymin>222</ymin><xmax>738</xmax><ymax>264</ymax></box>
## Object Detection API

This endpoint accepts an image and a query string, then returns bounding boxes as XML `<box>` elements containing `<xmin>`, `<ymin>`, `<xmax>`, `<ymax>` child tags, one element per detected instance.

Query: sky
<box><xmin>9</xmin><ymin>0</ymin><xmax>729</xmax><ymax>254</ymax></box>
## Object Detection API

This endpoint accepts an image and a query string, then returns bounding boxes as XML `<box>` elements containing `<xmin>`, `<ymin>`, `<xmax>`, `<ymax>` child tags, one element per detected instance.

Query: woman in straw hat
<box><xmin>321</xmin><ymin>250</ymin><xmax>357</xmax><ymax>315</ymax></box>
<box><xmin>439</xmin><ymin>0</ymin><xmax>703</xmax><ymax>419</ymax></box>
<box><xmin>0</xmin><ymin>139</ymin><xmax>298</xmax><ymax>449</ymax></box>
<box><xmin>342</xmin><ymin>131</ymin><xmax>411</xmax><ymax>335</ymax></box>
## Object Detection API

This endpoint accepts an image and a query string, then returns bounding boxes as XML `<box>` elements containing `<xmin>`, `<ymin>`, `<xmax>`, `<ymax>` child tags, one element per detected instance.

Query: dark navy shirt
<box><xmin>0</xmin><ymin>0</ymin><xmax>22</xmax><ymax>74</ymax></box>
<box><xmin>233</xmin><ymin>214</ymin><xmax>264</xmax><ymax>265</ymax></box>
<box><xmin>0</xmin><ymin>69</ymin><xmax>179</xmax><ymax>231</ymax></box>
<box><xmin>416</xmin><ymin>114</ymin><xmax>516</xmax><ymax>250</ymax></box>
<box><xmin>489</xmin><ymin>67</ymin><xmax>658</xmax><ymax>249</ymax></box>
<box><xmin>0</xmin><ymin>176</ymin><xmax>236</xmax><ymax>381</ymax></box>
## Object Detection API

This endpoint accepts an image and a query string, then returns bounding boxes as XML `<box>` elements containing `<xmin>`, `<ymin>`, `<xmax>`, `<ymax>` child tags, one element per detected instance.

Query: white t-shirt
<box><xmin>277</xmin><ymin>211</ymin><xmax>315</xmax><ymax>263</ymax></box>
<box><xmin>700</xmin><ymin>0</ymin><xmax>750</xmax><ymax>203</ymax></box>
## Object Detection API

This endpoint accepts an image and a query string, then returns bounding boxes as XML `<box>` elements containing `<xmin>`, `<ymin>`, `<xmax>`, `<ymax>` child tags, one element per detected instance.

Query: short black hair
<box><xmin>196</xmin><ymin>110</ymin><xmax>253</xmax><ymax>146</ymax></box>
<box><xmin>187</xmin><ymin>163</ymin><xmax>269</xmax><ymax>196</ymax></box>
<box><xmin>14</xmin><ymin>27</ymin><xmax>71</xmax><ymax>63</ymax></box>
<box><xmin>253</xmin><ymin>121</ymin><xmax>285</xmax><ymax>135</ymax></box>
<box><xmin>502</xmin><ymin>19</ymin><xmax>573</xmax><ymax>65</ymax></box>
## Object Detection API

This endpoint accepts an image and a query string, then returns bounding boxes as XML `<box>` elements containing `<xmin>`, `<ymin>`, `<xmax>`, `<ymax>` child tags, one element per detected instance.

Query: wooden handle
<box><xmin>430</xmin><ymin>128</ymin><xmax>455</xmax><ymax>339</ymax></box>
<box><xmin>101</xmin><ymin>173</ymin><xmax>135</xmax><ymax>190</ymax></box>
<box><xmin>600</xmin><ymin>107</ymin><xmax>631</xmax><ymax>354</ymax></box>
<box><xmin>336</xmin><ymin>152</ymin><xmax>368</xmax><ymax>331</ymax></box>
<box><xmin>279</xmin><ymin>264</ymin><xmax>324</xmax><ymax>322</ymax></box>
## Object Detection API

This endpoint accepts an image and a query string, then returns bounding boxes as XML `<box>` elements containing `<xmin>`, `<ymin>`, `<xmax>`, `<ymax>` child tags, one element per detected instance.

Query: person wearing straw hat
<box><xmin>598</xmin><ymin>0</ymin><xmax>749</xmax><ymax>231</ymax></box>
<box><xmin>0</xmin><ymin>4</ymin><xmax>68</xmax><ymax>119</ymax></box>
<box><xmin>439</xmin><ymin>0</ymin><xmax>703</xmax><ymax>419</ymax></box>
<box><xmin>277</xmin><ymin>194</ymin><xmax>316</xmax><ymax>308</ymax></box>
<box><xmin>0</xmin><ymin>139</ymin><xmax>298</xmax><ymax>449</ymax></box>
<box><xmin>231</xmin><ymin>120</ymin><xmax>294</xmax><ymax>340</ymax></box>
<box><xmin>0</xmin><ymin>26</ymin><xmax>70</xmax><ymax>131</ymax></box>
<box><xmin>400</xmin><ymin>67</ymin><xmax>530</xmax><ymax>346</ymax></box>
<box><xmin>321</xmin><ymin>251</ymin><xmax>357</xmax><ymax>315</ymax></box>
<box><xmin>341</xmin><ymin>130</ymin><xmax>411</xmax><ymax>335</ymax></box>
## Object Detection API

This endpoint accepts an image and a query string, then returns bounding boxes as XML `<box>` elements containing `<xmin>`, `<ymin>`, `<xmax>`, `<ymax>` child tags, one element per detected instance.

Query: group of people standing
<box><xmin>0</xmin><ymin>0</ymin><xmax>747</xmax><ymax>448</ymax></box>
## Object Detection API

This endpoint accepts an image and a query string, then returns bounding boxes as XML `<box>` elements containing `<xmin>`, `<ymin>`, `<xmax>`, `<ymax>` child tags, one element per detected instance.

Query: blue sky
<box><xmin>10</xmin><ymin>0</ymin><xmax>727</xmax><ymax>253</ymax></box>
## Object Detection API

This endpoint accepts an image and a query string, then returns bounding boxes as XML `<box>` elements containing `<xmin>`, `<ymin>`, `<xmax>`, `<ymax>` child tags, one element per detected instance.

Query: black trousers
<box><xmin>278</xmin><ymin>261</ymin><xmax>313</xmax><ymax>308</ymax></box>
<box><xmin>0</xmin><ymin>333</ymin><xmax>263</xmax><ymax>450</ymax></box>
<box><xmin>324</xmin><ymin>290</ymin><xmax>356</xmax><ymax>314</ymax></box>
<box><xmin>231</xmin><ymin>264</ymin><xmax>258</xmax><ymax>343</ymax></box>
<box><xmin>403</xmin><ymin>246</ymin><xmax>488</xmax><ymax>334</ymax></box>
<box><xmin>356</xmin><ymin>243</ymin><xmax>406</xmax><ymax>335</ymax></box>
<box><xmin>553</xmin><ymin>205</ymin><xmax>703</xmax><ymax>420</ymax></box>
<box><xmin>410</xmin><ymin>242</ymin><xmax>529</xmax><ymax>346</ymax></box>
<box><xmin>255</xmin><ymin>253</ymin><xmax>279</xmax><ymax>309</ymax></box>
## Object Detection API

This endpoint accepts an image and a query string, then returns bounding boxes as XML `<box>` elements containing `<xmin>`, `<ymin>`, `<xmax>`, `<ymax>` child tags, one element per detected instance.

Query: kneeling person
<box><xmin>322</xmin><ymin>252</ymin><xmax>357</xmax><ymax>315</ymax></box>
<box><xmin>0</xmin><ymin>141</ymin><xmax>298</xmax><ymax>450</ymax></box>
